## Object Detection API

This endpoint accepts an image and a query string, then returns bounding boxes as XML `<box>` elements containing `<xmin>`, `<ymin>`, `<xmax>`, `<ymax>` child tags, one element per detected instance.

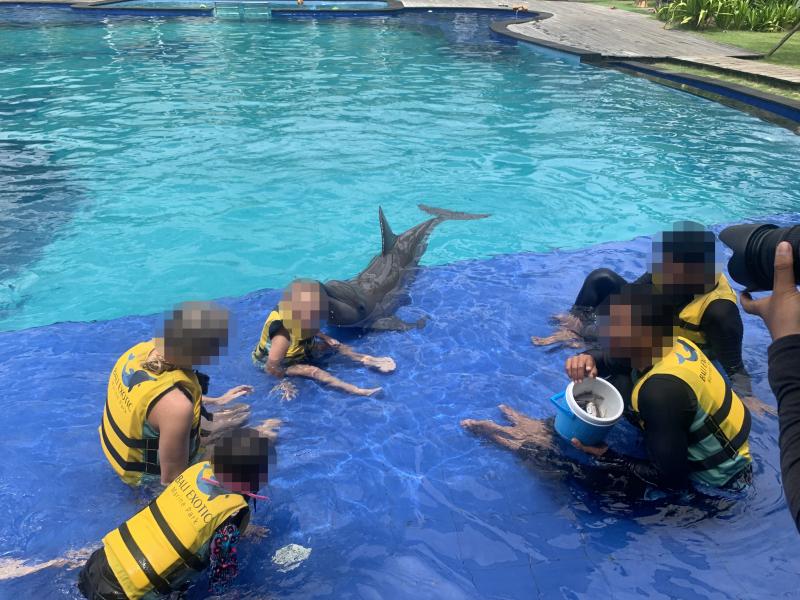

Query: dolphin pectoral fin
<box><xmin>418</xmin><ymin>204</ymin><xmax>490</xmax><ymax>221</ymax></box>
<box><xmin>379</xmin><ymin>207</ymin><xmax>398</xmax><ymax>256</ymax></box>
<box><xmin>369</xmin><ymin>316</ymin><xmax>426</xmax><ymax>331</ymax></box>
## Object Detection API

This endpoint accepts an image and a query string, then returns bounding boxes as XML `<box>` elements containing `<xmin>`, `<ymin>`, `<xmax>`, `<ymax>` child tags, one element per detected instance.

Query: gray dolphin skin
<box><xmin>322</xmin><ymin>204</ymin><xmax>490</xmax><ymax>330</ymax></box>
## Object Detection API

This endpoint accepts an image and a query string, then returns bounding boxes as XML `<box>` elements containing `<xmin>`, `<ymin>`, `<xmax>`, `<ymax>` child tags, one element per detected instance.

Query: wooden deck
<box><xmin>673</xmin><ymin>55</ymin><xmax>800</xmax><ymax>86</ymax></box>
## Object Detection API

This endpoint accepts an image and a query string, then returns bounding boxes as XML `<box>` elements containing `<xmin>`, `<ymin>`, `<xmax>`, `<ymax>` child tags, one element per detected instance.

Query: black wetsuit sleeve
<box><xmin>699</xmin><ymin>299</ymin><xmax>751</xmax><ymax>394</ymax></box>
<box><xmin>595</xmin><ymin>374</ymin><xmax>696</xmax><ymax>490</ymax></box>
<box><xmin>633</xmin><ymin>272</ymin><xmax>652</xmax><ymax>285</ymax></box>
<box><xmin>768</xmin><ymin>335</ymin><xmax>800</xmax><ymax>532</ymax></box>
<box><xmin>636</xmin><ymin>375</ymin><xmax>696</xmax><ymax>489</ymax></box>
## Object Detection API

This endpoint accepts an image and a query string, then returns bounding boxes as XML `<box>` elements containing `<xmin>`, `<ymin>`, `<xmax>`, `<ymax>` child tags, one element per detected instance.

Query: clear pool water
<box><xmin>1</xmin><ymin>6</ymin><xmax>800</xmax><ymax>599</ymax></box>
<box><xmin>1</xmin><ymin>6</ymin><xmax>799</xmax><ymax>332</ymax></box>
<box><xmin>108</xmin><ymin>0</ymin><xmax>389</xmax><ymax>9</ymax></box>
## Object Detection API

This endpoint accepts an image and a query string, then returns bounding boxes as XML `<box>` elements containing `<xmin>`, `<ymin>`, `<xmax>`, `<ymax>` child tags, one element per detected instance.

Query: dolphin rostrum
<box><xmin>322</xmin><ymin>204</ymin><xmax>490</xmax><ymax>331</ymax></box>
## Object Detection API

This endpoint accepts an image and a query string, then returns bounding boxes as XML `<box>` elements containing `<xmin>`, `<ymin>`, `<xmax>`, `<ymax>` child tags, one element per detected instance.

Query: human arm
<box><xmin>203</xmin><ymin>385</ymin><xmax>254</xmax><ymax>407</ymax></box>
<box><xmin>740</xmin><ymin>241</ymin><xmax>800</xmax><ymax>530</ymax></box>
<box><xmin>147</xmin><ymin>388</ymin><xmax>194</xmax><ymax>485</ymax></box>
<box><xmin>284</xmin><ymin>363</ymin><xmax>381</xmax><ymax>396</ymax></box>
<box><xmin>700</xmin><ymin>299</ymin><xmax>751</xmax><ymax>392</ymax></box>
<box><xmin>317</xmin><ymin>332</ymin><xmax>396</xmax><ymax>373</ymax></box>
<box><xmin>768</xmin><ymin>336</ymin><xmax>800</xmax><ymax>531</ymax></box>
<box><xmin>265</xmin><ymin>331</ymin><xmax>291</xmax><ymax>379</ymax></box>
<box><xmin>572</xmin><ymin>375</ymin><xmax>695</xmax><ymax>490</ymax></box>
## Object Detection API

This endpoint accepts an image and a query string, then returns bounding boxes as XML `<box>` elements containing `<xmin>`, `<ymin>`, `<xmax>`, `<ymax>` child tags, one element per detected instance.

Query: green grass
<box><xmin>699</xmin><ymin>30</ymin><xmax>800</xmax><ymax>67</ymax></box>
<box><xmin>573</xmin><ymin>0</ymin><xmax>656</xmax><ymax>15</ymax></box>
<box><xmin>653</xmin><ymin>61</ymin><xmax>800</xmax><ymax>101</ymax></box>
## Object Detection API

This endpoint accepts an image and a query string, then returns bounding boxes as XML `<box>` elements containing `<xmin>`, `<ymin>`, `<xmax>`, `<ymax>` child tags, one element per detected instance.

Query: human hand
<box><xmin>571</xmin><ymin>437</ymin><xmax>608</xmax><ymax>457</ymax></box>
<box><xmin>565</xmin><ymin>354</ymin><xmax>597</xmax><ymax>382</ymax></box>
<box><xmin>218</xmin><ymin>385</ymin><xmax>254</xmax><ymax>405</ymax></box>
<box><xmin>362</xmin><ymin>355</ymin><xmax>396</xmax><ymax>373</ymax></box>
<box><xmin>270</xmin><ymin>380</ymin><xmax>298</xmax><ymax>402</ymax></box>
<box><xmin>244</xmin><ymin>524</ymin><xmax>270</xmax><ymax>539</ymax></box>
<box><xmin>255</xmin><ymin>418</ymin><xmax>282</xmax><ymax>441</ymax></box>
<box><xmin>741</xmin><ymin>241</ymin><xmax>800</xmax><ymax>342</ymax></box>
<box><xmin>318</xmin><ymin>333</ymin><xmax>340</xmax><ymax>348</ymax></box>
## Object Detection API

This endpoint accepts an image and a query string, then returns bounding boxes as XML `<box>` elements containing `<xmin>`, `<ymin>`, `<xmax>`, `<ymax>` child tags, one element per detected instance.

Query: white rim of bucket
<box><xmin>565</xmin><ymin>378</ymin><xmax>623</xmax><ymax>426</ymax></box>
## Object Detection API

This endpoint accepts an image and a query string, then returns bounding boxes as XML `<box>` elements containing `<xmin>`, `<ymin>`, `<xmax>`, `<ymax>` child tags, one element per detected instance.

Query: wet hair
<box><xmin>655</xmin><ymin>221</ymin><xmax>716</xmax><ymax>264</ymax></box>
<box><xmin>211</xmin><ymin>428</ymin><xmax>275</xmax><ymax>493</ymax></box>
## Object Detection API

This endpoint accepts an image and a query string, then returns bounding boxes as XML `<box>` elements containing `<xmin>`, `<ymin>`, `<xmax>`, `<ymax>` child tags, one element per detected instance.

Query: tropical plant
<box><xmin>658</xmin><ymin>0</ymin><xmax>800</xmax><ymax>31</ymax></box>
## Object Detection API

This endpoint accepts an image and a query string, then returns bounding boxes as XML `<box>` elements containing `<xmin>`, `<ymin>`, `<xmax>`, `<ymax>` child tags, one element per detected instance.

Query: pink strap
<box><xmin>202</xmin><ymin>476</ymin><xmax>269</xmax><ymax>501</ymax></box>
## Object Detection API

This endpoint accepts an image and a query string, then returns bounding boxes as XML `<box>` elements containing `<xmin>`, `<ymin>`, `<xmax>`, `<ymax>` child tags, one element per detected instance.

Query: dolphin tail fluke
<box><xmin>379</xmin><ymin>207</ymin><xmax>398</xmax><ymax>255</ymax></box>
<box><xmin>418</xmin><ymin>204</ymin><xmax>490</xmax><ymax>221</ymax></box>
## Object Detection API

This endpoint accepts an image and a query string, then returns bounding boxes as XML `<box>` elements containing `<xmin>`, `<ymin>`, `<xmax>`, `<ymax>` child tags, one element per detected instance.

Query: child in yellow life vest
<box><xmin>78</xmin><ymin>425</ymin><xmax>278</xmax><ymax>600</ymax></box>
<box><xmin>253</xmin><ymin>279</ymin><xmax>396</xmax><ymax>399</ymax></box>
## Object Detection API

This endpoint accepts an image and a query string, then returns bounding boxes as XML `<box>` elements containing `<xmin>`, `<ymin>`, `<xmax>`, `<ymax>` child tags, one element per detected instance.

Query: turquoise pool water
<box><xmin>3</xmin><ymin>7</ymin><xmax>800</xmax><ymax>600</ymax></box>
<box><xmin>2</xmin><ymin>7</ymin><xmax>799</xmax><ymax>331</ymax></box>
<box><xmin>108</xmin><ymin>0</ymin><xmax>389</xmax><ymax>9</ymax></box>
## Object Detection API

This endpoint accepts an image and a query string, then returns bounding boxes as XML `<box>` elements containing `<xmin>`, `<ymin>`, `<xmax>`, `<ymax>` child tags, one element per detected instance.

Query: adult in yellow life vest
<box><xmin>79</xmin><ymin>426</ymin><xmax>278</xmax><ymax>600</ymax></box>
<box><xmin>101</xmin><ymin>301</ymin><xmax>257</xmax><ymax>487</ymax></box>
<box><xmin>532</xmin><ymin>221</ymin><xmax>774</xmax><ymax>417</ymax></box>
<box><xmin>253</xmin><ymin>279</ymin><xmax>396</xmax><ymax>400</ymax></box>
<box><xmin>463</xmin><ymin>284</ymin><xmax>752</xmax><ymax>493</ymax></box>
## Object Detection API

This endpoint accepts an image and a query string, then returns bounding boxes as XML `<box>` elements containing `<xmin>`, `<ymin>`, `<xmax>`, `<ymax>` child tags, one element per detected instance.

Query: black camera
<box><xmin>719</xmin><ymin>224</ymin><xmax>800</xmax><ymax>291</ymax></box>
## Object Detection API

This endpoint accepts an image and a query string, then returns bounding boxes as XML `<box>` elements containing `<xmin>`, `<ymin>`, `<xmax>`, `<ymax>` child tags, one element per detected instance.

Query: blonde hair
<box><xmin>141</xmin><ymin>354</ymin><xmax>178</xmax><ymax>375</ymax></box>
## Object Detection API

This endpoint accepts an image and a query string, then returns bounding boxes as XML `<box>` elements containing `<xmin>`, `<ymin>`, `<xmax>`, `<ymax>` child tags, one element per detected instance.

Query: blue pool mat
<box><xmin>0</xmin><ymin>223</ymin><xmax>798</xmax><ymax>599</ymax></box>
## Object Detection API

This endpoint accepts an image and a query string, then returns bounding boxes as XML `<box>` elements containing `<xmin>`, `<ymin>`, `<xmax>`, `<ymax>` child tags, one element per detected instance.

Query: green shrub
<box><xmin>657</xmin><ymin>0</ymin><xmax>800</xmax><ymax>31</ymax></box>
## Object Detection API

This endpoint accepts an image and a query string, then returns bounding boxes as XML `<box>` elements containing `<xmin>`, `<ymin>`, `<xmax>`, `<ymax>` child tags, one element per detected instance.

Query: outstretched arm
<box><xmin>203</xmin><ymin>385</ymin><xmax>254</xmax><ymax>406</ymax></box>
<box><xmin>285</xmin><ymin>363</ymin><xmax>381</xmax><ymax>397</ymax></box>
<box><xmin>317</xmin><ymin>333</ymin><xmax>396</xmax><ymax>373</ymax></box>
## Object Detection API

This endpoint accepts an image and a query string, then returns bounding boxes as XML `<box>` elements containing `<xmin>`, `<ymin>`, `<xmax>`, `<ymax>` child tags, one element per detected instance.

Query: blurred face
<box><xmin>651</xmin><ymin>229</ymin><xmax>718</xmax><ymax>296</ymax></box>
<box><xmin>160</xmin><ymin>302</ymin><xmax>229</xmax><ymax>367</ymax></box>
<box><xmin>601</xmin><ymin>302</ymin><xmax>670</xmax><ymax>369</ymax></box>
<box><xmin>279</xmin><ymin>280</ymin><xmax>328</xmax><ymax>339</ymax></box>
<box><xmin>652</xmin><ymin>252</ymin><xmax>717</xmax><ymax>293</ymax></box>
<box><xmin>213</xmin><ymin>432</ymin><xmax>272</xmax><ymax>495</ymax></box>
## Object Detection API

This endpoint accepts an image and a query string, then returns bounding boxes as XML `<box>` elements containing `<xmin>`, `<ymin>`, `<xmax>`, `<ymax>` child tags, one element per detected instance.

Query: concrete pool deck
<box><xmin>405</xmin><ymin>0</ymin><xmax>761</xmax><ymax>60</ymax></box>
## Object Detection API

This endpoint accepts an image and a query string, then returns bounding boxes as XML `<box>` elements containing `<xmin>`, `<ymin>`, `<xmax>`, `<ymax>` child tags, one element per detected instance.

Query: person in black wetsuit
<box><xmin>534</xmin><ymin>221</ymin><xmax>774</xmax><ymax>417</ymax></box>
<box><xmin>464</xmin><ymin>284</ymin><xmax>753</xmax><ymax>493</ymax></box>
<box><xmin>740</xmin><ymin>241</ymin><xmax>800</xmax><ymax>532</ymax></box>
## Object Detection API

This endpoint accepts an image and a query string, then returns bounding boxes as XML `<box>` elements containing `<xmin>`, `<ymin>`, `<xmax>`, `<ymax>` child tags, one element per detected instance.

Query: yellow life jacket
<box><xmin>103</xmin><ymin>461</ymin><xmax>248</xmax><ymax>600</ymax></box>
<box><xmin>674</xmin><ymin>274</ymin><xmax>737</xmax><ymax>347</ymax></box>
<box><xmin>632</xmin><ymin>337</ymin><xmax>752</xmax><ymax>488</ymax></box>
<box><xmin>252</xmin><ymin>309</ymin><xmax>315</xmax><ymax>364</ymax></box>
<box><xmin>100</xmin><ymin>340</ymin><xmax>203</xmax><ymax>486</ymax></box>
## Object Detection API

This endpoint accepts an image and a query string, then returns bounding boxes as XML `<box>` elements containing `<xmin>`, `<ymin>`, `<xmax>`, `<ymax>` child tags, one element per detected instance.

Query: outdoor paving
<box><xmin>504</xmin><ymin>2</ymin><xmax>759</xmax><ymax>59</ymax></box>
<box><xmin>674</xmin><ymin>55</ymin><xmax>800</xmax><ymax>85</ymax></box>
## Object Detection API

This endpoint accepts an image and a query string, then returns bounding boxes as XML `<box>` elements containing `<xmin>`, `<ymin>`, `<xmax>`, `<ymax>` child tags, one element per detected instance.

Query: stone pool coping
<box><xmin>3</xmin><ymin>0</ymin><xmax>799</xmax><ymax>132</ymax></box>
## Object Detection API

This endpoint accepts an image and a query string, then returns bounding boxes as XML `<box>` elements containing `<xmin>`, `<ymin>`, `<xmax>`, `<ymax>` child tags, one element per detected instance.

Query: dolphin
<box><xmin>322</xmin><ymin>204</ymin><xmax>489</xmax><ymax>331</ymax></box>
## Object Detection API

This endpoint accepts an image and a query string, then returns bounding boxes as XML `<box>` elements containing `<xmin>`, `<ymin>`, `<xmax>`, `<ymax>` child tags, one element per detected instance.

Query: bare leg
<box><xmin>741</xmin><ymin>395</ymin><xmax>778</xmax><ymax>418</ymax></box>
<box><xmin>285</xmin><ymin>364</ymin><xmax>381</xmax><ymax>397</ymax></box>
<box><xmin>531</xmin><ymin>329</ymin><xmax>583</xmax><ymax>348</ymax></box>
<box><xmin>0</xmin><ymin>546</ymin><xmax>97</xmax><ymax>581</ymax></box>
<box><xmin>461</xmin><ymin>404</ymin><xmax>554</xmax><ymax>453</ymax></box>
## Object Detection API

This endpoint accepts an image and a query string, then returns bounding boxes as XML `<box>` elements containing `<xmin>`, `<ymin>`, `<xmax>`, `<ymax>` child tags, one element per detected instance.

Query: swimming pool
<box><xmin>1</xmin><ymin>5</ymin><xmax>800</xmax><ymax>599</ymax></box>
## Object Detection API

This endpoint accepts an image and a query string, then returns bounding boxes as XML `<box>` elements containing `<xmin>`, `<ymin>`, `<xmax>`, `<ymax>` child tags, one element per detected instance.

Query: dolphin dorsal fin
<box><xmin>379</xmin><ymin>207</ymin><xmax>398</xmax><ymax>255</ymax></box>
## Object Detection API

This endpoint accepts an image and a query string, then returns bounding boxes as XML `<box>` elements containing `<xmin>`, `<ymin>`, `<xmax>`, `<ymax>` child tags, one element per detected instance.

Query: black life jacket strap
<box><xmin>689</xmin><ymin>403</ymin><xmax>751</xmax><ymax>472</ymax></box>
<box><xmin>686</xmin><ymin>384</ymin><xmax>733</xmax><ymax>446</ymax></box>
<box><xmin>148</xmin><ymin>500</ymin><xmax>205</xmax><ymax>572</ymax></box>
<box><xmin>118</xmin><ymin>523</ymin><xmax>173</xmax><ymax>596</ymax></box>
<box><xmin>100</xmin><ymin>418</ymin><xmax>161</xmax><ymax>475</ymax></box>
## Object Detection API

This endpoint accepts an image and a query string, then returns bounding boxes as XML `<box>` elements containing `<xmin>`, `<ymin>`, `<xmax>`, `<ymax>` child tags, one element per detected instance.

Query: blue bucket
<box><xmin>550</xmin><ymin>378</ymin><xmax>624</xmax><ymax>446</ymax></box>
